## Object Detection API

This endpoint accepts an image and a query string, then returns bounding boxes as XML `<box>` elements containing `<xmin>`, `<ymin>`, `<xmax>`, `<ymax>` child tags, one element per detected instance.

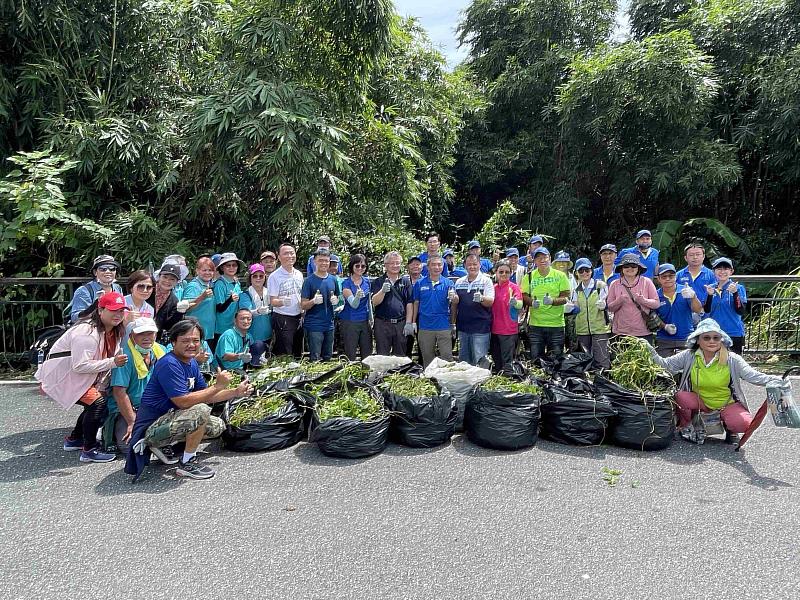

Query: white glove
<box><xmin>595</xmin><ymin>299</ymin><xmax>607</xmax><ymax>310</ymax></box>
<box><xmin>726</xmin><ymin>282</ymin><xmax>738</xmax><ymax>294</ymax></box>
<box><xmin>542</xmin><ymin>294</ymin><xmax>553</xmax><ymax>306</ymax></box>
<box><xmin>473</xmin><ymin>291</ymin><xmax>483</xmax><ymax>303</ymax></box>
<box><xmin>564</xmin><ymin>301</ymin><xmax>575</xmax><ymax>312</ymax></box>
<box><xmin>403</xmin><ymin>323</ymin><xmax>416</xmax><ymax>336</ymax></box>
<box><xmin>355</xmin><ymin>288</ymin><xmax>365</xmax><ymax>299</ymax></box>
<box><xmin>596</xmin><ymin>280</ymin><xmax>606</xmax><ymax>290</ymax></box>
<box><xmin>176</xmin><ymin>299</ymin><xmax>190</xmax><ymax>313</ymax></box>
<box><xmin>238</xmin><ymin>352</ymin><xmax>252</xmax><ymax>364</ymax></box>
<box><xmin>681</xmin><ymin>287</ymin><xmax>696</xmax><ymax>299</ymax></box>
<box><xmin>334</xmin><ymin>304</ymin><xmax>344</xmax><ymax>314</ymax></box>
<box><xmin>256</xmin><ymin>305</ymin><xmax>270</xmax><ymax>315</ymax></box>
<box><xmin>382</xmin><ymin>281</ymin><xmax>392</xmax><ymax>293</ymax></box>
<box><xmin>313</xmin><ymin>292</ymin><xmax>323</xmax><ymax>305</ymax></box>
<box><xmin>511</xmin><ymin>298</ymin><xmax>524</xmax><ymax>310</ymax></box>
<box><xmin>664</xmin><ymin>324</ymin><xmax>677</xmax><ymax>336</ymax></box>
<box><xmin>531</xmin><ymin>297</ymin><xmax>541</xmax><ymax>309</ymax></box>
<box><xmin>329</xmin><ymin>295</ymin><xmax>339</xmax><ymax>305</ymax></box>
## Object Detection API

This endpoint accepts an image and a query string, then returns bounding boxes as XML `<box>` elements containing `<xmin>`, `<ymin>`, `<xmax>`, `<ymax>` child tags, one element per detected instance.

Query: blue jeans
<box><xmin>527</xmin><ymin>326</ymin><xmax>565</xmax><ymax>361</ymax></box>
<box><xmin>458</xmin><ymin>332</ymin><xmax>491</xmax><ymax>366</ymax></box>
<box><xmin>305</xmin><ymin>328</ymin><xmax>334</xmax><ymax>361</ymax></box>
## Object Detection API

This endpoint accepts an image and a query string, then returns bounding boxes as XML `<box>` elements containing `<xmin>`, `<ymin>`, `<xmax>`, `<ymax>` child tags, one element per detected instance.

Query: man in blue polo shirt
<box><xmin>411</xmin><ymin>254</ymin><xmax>456</xmax><ymax>367</ymax></box>
<box><xmin>616</xmin><ymin>229</ymin><xmax>660</xmax><ymax>279</ymax></box>
<box><xmin>518</xmin><ymin>235</ymin><xmax>544</xmax><ymax>269</ymax></box>
<box><xmin>593</xmin><ymin>244</ymin><xmax>619</xmax><ymax>285</ymax></box>
<box><xmin>301</xmin><ymin>248</ymin><xmax>340</xmax><ymax>361</ymax></box>
<box><xmin>465</xmin><ymin>240</ymin><xmax>493</xmax><ymax>273</ymax></box>
<box><xmin>654</xmin><ymin>264</ymin><xmax>703</xmax><ymax>356</ymax></box>
<box><xmin>420</xmin><ymin>232</ymin><xmax>450</xmax><ymax>277</ymax></box>
<box><xmin>454</xmin><ymin>254</ymin><xmax>495</xmax><ymax>365</ymax></box>
<box><xmin>675</xmin><ymin>243</ymin><xmax>716</xmax><ymax>315</ymax></box>
<box><xmin>371</xmin><ymin>251</ymin><xmax>414</xmax><ymax>356</ymax></box>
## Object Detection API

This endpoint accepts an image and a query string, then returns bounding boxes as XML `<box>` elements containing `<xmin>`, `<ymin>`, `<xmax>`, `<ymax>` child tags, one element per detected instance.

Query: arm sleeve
<box><xmin>732</xmin><ymin>355</ymin><xmax>782</xmax><ymax>388</ymax></box>
<box><xmin>647</xmin><ymin>345</ymin><xmax>691</xmax><ymax>374</ymax></box>
<box><xmin>70</xmin><ymin>286</ymin><xmax>92</xmax><ymax>323</ymax></box>
<box><xmin>704</xmin><ymin>293</ymin><xmax>713</xmax><ymax>314</ymax></box>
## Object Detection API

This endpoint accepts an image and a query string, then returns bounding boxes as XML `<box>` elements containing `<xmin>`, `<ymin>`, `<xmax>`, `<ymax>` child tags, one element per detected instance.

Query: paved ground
<box><xmin>1</xmin><ymin>380</ymin><xmax>799</xmax><ymax>600</ymax></box>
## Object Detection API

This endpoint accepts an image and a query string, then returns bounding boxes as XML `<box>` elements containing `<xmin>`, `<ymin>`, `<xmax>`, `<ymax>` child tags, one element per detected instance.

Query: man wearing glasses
<box><xmin>69</xmin><ymin>254</ymin><xmax>124</xmax><ymax>324</ymax></box>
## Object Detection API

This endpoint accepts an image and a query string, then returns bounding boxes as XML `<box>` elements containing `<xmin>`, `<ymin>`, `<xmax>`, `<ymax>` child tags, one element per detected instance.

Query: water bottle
<box><xmin>37</xmin><ymin>349</ymin><xmax>45</xmax><ymax>367</ymax></box>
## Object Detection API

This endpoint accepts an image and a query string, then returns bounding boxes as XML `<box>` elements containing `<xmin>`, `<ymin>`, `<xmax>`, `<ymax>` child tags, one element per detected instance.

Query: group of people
<box><xmin>33</xmin><ymin>227</ymin><xmax>766</xmax><ymax>480</ymax></box>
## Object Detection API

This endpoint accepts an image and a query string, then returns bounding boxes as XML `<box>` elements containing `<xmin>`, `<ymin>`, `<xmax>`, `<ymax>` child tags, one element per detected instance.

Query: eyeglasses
<box><xmin>700</xmin><ymin>335</ymin><xmax>722</xmax><ymax>342</ymax></box>
<box><xmin>135</xmin><ymin>284</ymin><xmax>154</xmax><ymax>291</ymax></box>
<box><xmin>97</xmin><ymin>266</ymin><xmax>116</xmax><ymax>273</ymax></box>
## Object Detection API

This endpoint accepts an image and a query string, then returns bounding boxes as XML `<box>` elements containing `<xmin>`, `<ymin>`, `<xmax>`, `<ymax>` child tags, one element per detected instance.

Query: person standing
<box><xmin>616</xmin><ymin>229</ymin><xmax>660</xmax><ymax>279</ymax></box>
<box><xmin>606</xmin><ymin>255</ymin><xmax>661</xmax><ymax>342</ymax></box>
<box><xmin>676</xmin><ymin>243</ymin><xmax>716</xmax><ymax>318</ymax></box>
<box><xmin>371</xmin><ymin>251</ymin><xmax>414</xmax><ymax>357</ymax></box>
<box><xmin>69</xmin><ymin>254</ymin><xmax>124</xmax><ymax>324</ymax></box>
<box><xmin>704</xmin><ymin>257</ymin><xmax>747</xmax><ymax>354</ymax></box>
<box><xmin>151</xmin><ymin>263</ymin><xmax>183</xmax><ymax>342</ymax></box>
<box><xmin>259</xmin><ymin>250</ymin><xmax>278</xmax><ymax>276</ymax></box>
<box><xmin>593</xmin><ymin>244</ymin><xmax>619</xmax><ymax>285</ymax></box>
<box><xmin>124</xmin><ymin>270</ymin><xmax>155</xmax><ymax>322</ymax></box>
<box><xmin>182</xmin><ymin>257</ymin><xmax>217</xmax><ymax>347</ymax></box>
<box><xmin>505</xmin><ymin>248</ymin><xmax>526</xmax><ymax>285</ymax></box>
<box><xmin>454</xmin><ymin>254</ymin><xmax>495</xmax><ymax>365</ymax></box>
<box><xmin>654</xmin><ymin>264</ymin><xmax>703</xmax><ymax>357</ymax></box>
<box><xmin>340</xmin><ymin>254</ymin><xmax>373</xmax><ymax>361</ymax></box>
<box><xmin>518</xmin><ymin>235</ymin><xmax>544</xmax><ymax>269</ymax></box>
<box><xmin>420</xmin><ymin>232</ymin><xmax>450</xmax><ymax>277</ymax></box>
<box><xmin>300</xmin><ymin>248</ymin><xmax>340</xmax><ymax>361</ymax></box>
<box><xmin>573</xmin><ymin>258</ymin><xmax>611</xmax><ymax>369</ymax></box>
<box><xmin>268</xmin><ymin>243</ymin><xmax>305</xmax><ymax>357</ymax></box>
<box><xmin>215</xmin><ymin>308</ymin><xmax>255</xmax><ymax>370</ymax></box>
<box><xmin>405</xmin><ymin>255</ymin><xmax>425</xmax><ymax>358</ymax></box>
<box><xmin>411</xmin><ymin>255</ymin><xmax>456</xmax><ymax>367</ymax></box>
<box><xmin>212</xmin><ymin>253</ymin><xmax>244</xmax><ymax>341</ymax></box>
<box><xmin>520</xmin><ymin>248</ymin><xmax>571</xmax><ymax>361</ymax></box>
<box><xmin>239</xmin><ymin>263</ymin><xmax>273</xmax><ymax>366</ymax></box>
<box><xmin>465</xmin><ymin>240</ymin><xmax>493</xmax><ymax>273</ymax></box>
<box><xmin>306</xmin><ymin>235</ymin><xmax>342</xmax><ymax>275</ymax></box>
<box><xmin>491</xmin><ymin>260</ymin><xmax>524</xmax><ymax>372</ymax></box>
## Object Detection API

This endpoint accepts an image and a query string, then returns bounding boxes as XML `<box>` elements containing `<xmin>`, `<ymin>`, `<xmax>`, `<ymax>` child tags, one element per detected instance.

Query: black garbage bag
<box><xmin>465</xmin><ymin>388</ymin><xmax>540</xmax><ymax>450</ymax></box>
<box><xmin>366</xmin><ymin>361</ymin><xmax>424</xmax><ymax>385</ymax></box>
<box><xmin>594</xmin><ymin>374</ymin><xmax>676</xmax><ymax>451</ymax></box>
<box><xmin>498</xmin><ymin>360</ymin><xmax>528</xmax><ymax>380</ymax></box>
<box><xmin>222</xmin><ymin>391</ymin><xmax>306</xmax><ymax>452</ymax></box>
<box><xmin>309</xmin><ymin>382</ymin><xmax>390</xmax><ymax>458</ymax></box>
<box><xmin>288</xmin><ymin>362</ymin><xmax>343</xmax><ymax>388</ymax></box>
<box><xmin>556</xmin><ymin>353</ymin><xmax>595</xmax><ymax>378</ymax></box>
<box><xmin>386</xmin><ymin>387</ymin><xmax>457</xmax><ymax>448</ymax></box>
<box><xmin>540</xmin><ymin>379</ymin><xmax>616</xmax><ymax>446</ymax></box>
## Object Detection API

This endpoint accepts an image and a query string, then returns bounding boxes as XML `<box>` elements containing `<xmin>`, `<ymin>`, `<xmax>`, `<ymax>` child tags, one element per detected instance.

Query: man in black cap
<box><xmin>69</xmin><ymin>254</ymin><xmax>124</xmax><ymax>324</ymax></box>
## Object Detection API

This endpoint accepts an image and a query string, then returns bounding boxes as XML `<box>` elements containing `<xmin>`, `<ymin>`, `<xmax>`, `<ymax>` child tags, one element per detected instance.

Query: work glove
<box><xmin>704</xmin><ymin>284</ymin><xmax>716</xmax><ymax>297</ymax></box>
<box><xmin>596</xmin><ymin>280</ymin><xmax>606</xmax><ymax>290</ymax></box>
<box><xmin>451</xmin><ymin>324</ymin><xmax>457</xmax><ymax>341</ymax></box>
<box><xmin>382</xmin><ymin>281</ymin><xmax>392</xmax><ymax>294</ymax></box>
<box><xmin>355</xmin><ymin>289</ymin><xmax>366</xmax><ymax>299</ymax></box>
<box><xmin>531</xmin><ymin>297</ymin><xmax>541</xmax><ymax>309</ymax></box>
<box><xmin>313</xmin><ymin>292</ymin><xmax>323</xmax><ymax>305</ymax></box>
<box><xmin>230</xmin><ymin>292</ymin><xmax>239</xmax><ymax>302</ymax></box>
<box><xmin>256</xmin><ymin>305</ymin><xmax>270</xmax><ymax>315</ymax></box>
<box><xmin>681</xmin><ymin>287</ymin><xmax>696</xmax><ymax>299</ymax></box>
<box><xmin>511</xmin><ymin>298</ymin><xmax>524</xmax><ymax>310</ymax></box>
<box><xmin>664</xmin><ymin>324</ymin><xmax>677</xmax><ymax>336</ymax></box>
<box><xmin>238</xmin><ymin>352</ymin><xmax>252</xmax><ymax>364</ymax></box>
<box><xmin>334</xmin><ymin>304</ymin><xmax>344</xmax><ymax>314</ymax></box>
<box><xmin>176</xmin><ymin>300</ymin><xmax>190</xmax><ymax>313</ymax></box>
<box><xmin>329</xmin><ymin>294</ymin><xmax>339</xmax><ymax>305</ymax></box>
<box><xmin>403</xmin><ymin>323</ymin><xmax>416</xmax><ymax>337</ymax></box>
<box><xmin>595</xmin><ymin>299</ymin><xmax>606</xmax><ymax>310</ymax></box>
<box><xmin>542</xmin><ymin>294</ymin><xmax>553</xmax><ymax>306</ymax></box>
<box><xmin>447</xmin><ymin>288</ymin><xmax>456</xmax><ymax>302</ymax></box>
<box><xmin>563</xmin><ymin>301</ymin><xmax>575</xmax><ymax>313</ymax></box>
<box><xmin>473</xmin><ymin>291</ymin><xmax>483</xmax><ymax>303</ymax></box>
<box><xmin>727</xmin><ymin>282</ymin><xmax>739</xmax><ymax>294</ymax></box>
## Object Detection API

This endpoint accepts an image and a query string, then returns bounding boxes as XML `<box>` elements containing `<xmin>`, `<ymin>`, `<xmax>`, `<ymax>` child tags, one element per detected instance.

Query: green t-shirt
<box><xmin>521</xmin><ymin>268</ymin><xmax>570</xmax><ymax>327</ymax></box>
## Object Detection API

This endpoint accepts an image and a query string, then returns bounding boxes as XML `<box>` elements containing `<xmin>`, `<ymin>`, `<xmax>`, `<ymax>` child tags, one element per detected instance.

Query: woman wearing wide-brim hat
<box><xmin>212</xmin><ymin>252</ymin><xmax>245</xmax><ymax>346</ymax></box>
<box><xmin>606</xmin><ymin>254</ymin><xmax>660</xmax><ymax>342</ymax></box>
<box><xmin>648</xmin><ymin>318</ymin><xmax>788</xmax><ymax>444</ymax></box>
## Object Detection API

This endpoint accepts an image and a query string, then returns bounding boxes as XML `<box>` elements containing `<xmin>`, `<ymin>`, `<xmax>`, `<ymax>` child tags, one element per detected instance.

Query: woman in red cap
<box><xmin>36</xmin><ymin>292</ymin><xmax>130</xmax><ymax>463</ymax></box>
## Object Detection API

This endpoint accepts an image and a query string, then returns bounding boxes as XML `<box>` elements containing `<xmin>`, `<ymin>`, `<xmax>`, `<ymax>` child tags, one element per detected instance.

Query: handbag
<box><xmin>622</xmin><ymin>284</ymin><xmax>664</xmax><ymax>332</ymax></box>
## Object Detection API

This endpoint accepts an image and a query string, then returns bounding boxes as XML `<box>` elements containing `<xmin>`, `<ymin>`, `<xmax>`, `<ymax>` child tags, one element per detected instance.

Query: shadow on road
<box><xmin>292</xmin><ymin>441</ymin><xmax>382</xmax><ymax>466</ymax></box>
<box><xmin>450</xmin><ymin>433</ymin><xmax>537</xmax><ymax>457</ymax></box>
<box><xmin>0</xmin><ymin>428</ymin><xmax>89</xmax><ymax>483</ymax></box>
<box><xmin>93</xmin><ymin>464</ymin><xmax>191</xmax><ymax>496</ymax></box>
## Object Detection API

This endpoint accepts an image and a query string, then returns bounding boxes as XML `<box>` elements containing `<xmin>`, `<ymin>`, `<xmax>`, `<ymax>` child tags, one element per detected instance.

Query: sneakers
<box><xmin>175</xmin><ymin>457</ymin><xmax>215</xmax><ymax>480</ymax></box>
<box><xmin>79</xmin><ymin>448</ymin><xmax>116</xmax><ymax>463</ymax></box>
<box><xmin>150</xmin><ymin>445</ymin><xmax>180</xmax><ymax>465</ymax></box>
<box><xmin>63</xmin><ymin>437</ymin><xmax>84</xmax><ymax>452</ymax></box>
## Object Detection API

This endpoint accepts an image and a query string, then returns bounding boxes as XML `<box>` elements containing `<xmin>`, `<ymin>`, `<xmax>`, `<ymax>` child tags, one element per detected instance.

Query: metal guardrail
<box><xmin>1</xmin><ymin>275</ymin><xmax>799</xmax><ymax>362</ymax></box>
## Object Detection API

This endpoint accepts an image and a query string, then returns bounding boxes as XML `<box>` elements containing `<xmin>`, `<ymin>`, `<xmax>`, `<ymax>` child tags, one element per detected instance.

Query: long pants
<box><xmin>306</xmin><ymin>329</ymin><xmax>334</xmax><ymax>361</ymax></box>
<box><xmin>528</xmin><ymin>326</ymin><xmax>565</xmax><ymax>362</ymax></box>
<box><xmin>655</xmin><ymin>338</ymin><xmax>687</xmax><ymax>358</ymax></box>
<box><xmin>490</xmin><ymin>333</ymin><xmax>517</xmax><ymax>372</ymax></box>
<box><xmin>341</xmin><ymin>320</ymin><xmax>372</xmax><ymax>361</ymax></box>
<box><xmin>577</xmin><ymin>333</ymin><xmax>611</xmax><ymax>369</ymax></box>
<box><xmin>675</xmin><ymin>393</ymin><xmax>752</xmax><ymax>433</ymax></box>
<box><xmin>458</xmin><ymin>332</ymin><xmax>490</xmax><ymax>366</ymax></box>
<box><xmin>731</xmin><ymin>336</ymin><xmax>744</xmax><ymax>355</ymax></box>
<box><xmin>272</xmin><ymin>313</ymin><xmax>302</xmax><ymax>357</ymax></box>
<box><xmin>249</xmin><ymin>340</ymin><xmax>271</xmax><ymax>367</ymax></box>
<box><xmin>71</xmin><ymin>394</ymin><xmax>108</xmax><ymax>451</ymax></box>
<box><xmin>418</xmin><ymin>329</ymin><xmax>453</xmax><ymax>367</ymax></box>
<box><xmin>373</xmin><ymin>318</ymin><xmax>406</xmax><ymax>357</ymax></box>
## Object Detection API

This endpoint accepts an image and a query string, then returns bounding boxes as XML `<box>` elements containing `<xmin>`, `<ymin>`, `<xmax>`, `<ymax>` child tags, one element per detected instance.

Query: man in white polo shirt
<box><xmin>267</xmin><ymin>243</ymin><xmax>305</xmax><ymax>357</ymax></box>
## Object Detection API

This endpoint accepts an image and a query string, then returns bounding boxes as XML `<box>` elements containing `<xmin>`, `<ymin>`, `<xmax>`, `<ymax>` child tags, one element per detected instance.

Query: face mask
<box><xmin>638</xmin><ymin>242</ymin><xmax>651</xmax><ymax>250</ymax></box>
<box><xmin>134</xmin><ymin>343</ymin><xmax>151</xmax><ymax>355</ymax></box>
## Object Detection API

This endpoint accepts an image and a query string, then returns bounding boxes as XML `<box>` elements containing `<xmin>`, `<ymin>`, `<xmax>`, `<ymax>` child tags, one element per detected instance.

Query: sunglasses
<box><xmin>577</xmin><ymin>268</ymin><xmax>591</xmax><ymax>273</ymax></box>
<box><xmin>135</xmin><ymin>284</ymin><xmax>154</xmax><ymax>291</ymax></box>
<box><xmin>700</xmin><ymin>335</ymin><xmax>722</xmax><ymax>342</ymax></box>
<box><xmin>353</xmin><ymin>263</ymin><xmax>366</xmax><ymax>268</ymax></box>
<box><xmin>97</xmin><ymin>266</ymin><xmax>117</xmax><ymax>273</ymax></box>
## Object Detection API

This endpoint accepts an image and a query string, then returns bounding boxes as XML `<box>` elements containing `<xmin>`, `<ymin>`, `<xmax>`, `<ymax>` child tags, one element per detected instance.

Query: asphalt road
<box><xmin>1</xmin><ymin>380</ymin><xmax>799</xmax><ymax>600</ymax></box>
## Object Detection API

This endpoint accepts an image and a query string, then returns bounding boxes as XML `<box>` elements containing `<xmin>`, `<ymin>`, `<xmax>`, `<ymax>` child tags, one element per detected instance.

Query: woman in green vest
<box><xmin>573</xmin><ymin>258</ymin><xmax>611</xmax><ymax>368</ymax></box>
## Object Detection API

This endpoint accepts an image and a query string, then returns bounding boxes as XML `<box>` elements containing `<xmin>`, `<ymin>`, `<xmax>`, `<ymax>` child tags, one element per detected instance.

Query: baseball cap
<box><xmin>329</xmin><ymin>254</ymin><xmax>340</xmax><ymax>263</ymax></box>
<box><xmin>467</xmin><ymin>240</ymin><xmax>481</xmax><ymax>250</ymax></box>
<box><xmin>249</xmin><ymin>263</ymin><xmax>266</xmax><ymax>275</ymax></box>
<box><xmin>553</xmin><ymin>250</ymin><xmax>572</xmax><ymax>263</ymax></box>
<box><xmin>635</xmin><ymin>229</ymin><xmax>652</xmax><ymax>239</ymax></box>
<box><xmin>657</xmin><ymin>263</ymin><xmax>677</xmax><ymax>275</ymax></box>
<box><xmin>712</xmin><ymin>257</ymin><xmax>734</xmax><ymax>269</ymax></box>
<box><xmin>532</xmin><ymin>247</ymin><xmax>550</xmax><ymax>258</ymax></box>
<box><xmin>98</xmin><ymin>292</ymin><xmax>128</xmax><ymax>311</ymax></box>
<box><xmin>442</xmin><ymin>248</ymin><xmax>454</xmax><ymax>258</ymax></box>
<box><xmin>211</xmin><ymin>254</ymin><xmax>222</xmax><ymax>267</ymax></box>
<box><xmin>574</xmin><ymin>258</ymin><xmax>593</xmax><ymax>271</ymax></box>
<box><xmin>260</xmin><ymin>250</ymin><xmax>276</xmax><ymax>261</ymax></box>
<box><xmin>505</xmin><ymin>247</ymin><xmax>520</xmax><ymax>257</ymax></box>
<box><xmin>407</xmin><ymin>255</ymin><xmax>422</xmax><ymax>265</ymax></box>
<box><xmin>156</xmin><ymin>263</ymin><xmax>182</xmax><ymax>280</ymax></box>
<box><xmin>599</xmin><ymin>243</ymin><xmax>617</xmax><ymax>253</ymax></box>
<box><xmin>131</xmin><ymin>317</ymin><xmax>158</xmax><ymax>334</ymax></box>
<box><xmin>529</xmin><ymin>235</ymin><xmax>543</xmax><ymax>245</ymax></box>
<box><xmin>316</xmin><ymin>235</ymin><xmax>332</xmax><ymax>244</ymax></box>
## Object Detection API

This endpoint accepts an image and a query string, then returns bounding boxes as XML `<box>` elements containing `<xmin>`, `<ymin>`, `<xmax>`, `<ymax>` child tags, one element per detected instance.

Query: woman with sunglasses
<box><xmin>490</xmin><ymin>259</ymin><xmax>524</xmax><ymax>372</ymax></box>
<box><xmin>239</xmin><ymin>263</ymin><xmax>273</xmax><ymax>366</ymax></box>
<box><xmin>340</xmin><ymin>254</ymin><xmax>373</xmax><ymax>361</ymax></box>
<box><xmin>124</xmin><ymin>270</ymin><xmax>156</xmax><ymax>322</ymax></box>
<box><xmin>648</xmin><ymin>318</ymin><xmax>786</xmax><ymax>444</ymax></box>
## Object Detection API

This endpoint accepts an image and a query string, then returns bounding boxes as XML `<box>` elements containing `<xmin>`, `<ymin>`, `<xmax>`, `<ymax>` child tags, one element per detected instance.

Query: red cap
<box><xmin>98</xmin><ymin>292</ymin><xmax>129</xmax><ymax>311</ymax></box>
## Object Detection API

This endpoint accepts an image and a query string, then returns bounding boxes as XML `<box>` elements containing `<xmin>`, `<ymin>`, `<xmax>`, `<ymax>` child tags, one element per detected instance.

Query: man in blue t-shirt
<box><xmin>518</xmin><ymin>235</ymin><xmax>544</xmax><ymax>269</ymax></box>
<box><xmin>675</xmin><ymin>243</ymin><xmax>716</xmax><ymax>320</ymax></box>
<box><xmin>616</xmin><ymin>229</ymin><xmax>660</xmax><ymax>279</ymax></box>
<box><xmin>300</xmin><ymin>247</ymin><xmax>340</xmax><ymax>361</ymax></box>
<box><xmin>654</xmin><ymin>264</ymin><xmax>703</xmax><ymax>357</ymax></box>
<box><xmin>593</xmin><ymin>244</ymin><xmax>619</xmax><ymax>285</ymax></box>
<box><xmin>124</xmin><ymin>320</ymin><xmax>252</xmax><ymax>482</ymax></box>
<box><xmin>411</xmin><ymin>254</ymin><xmax>456</xmax><ymax>367</ymax></box>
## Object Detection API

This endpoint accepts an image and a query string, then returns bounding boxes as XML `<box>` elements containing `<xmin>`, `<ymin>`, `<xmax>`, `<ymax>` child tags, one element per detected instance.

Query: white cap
<box><xmin>130</xmin><ymin>317</ymin><xmax>159</xmax><ymax>334</ymax></box>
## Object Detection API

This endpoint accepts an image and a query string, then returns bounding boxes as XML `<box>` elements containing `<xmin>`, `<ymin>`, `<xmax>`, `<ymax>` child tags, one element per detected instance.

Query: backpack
<box><xmin>27</xmin><ymin>325</ymin><xmax>68</xmax><ymax>366</ymax></box>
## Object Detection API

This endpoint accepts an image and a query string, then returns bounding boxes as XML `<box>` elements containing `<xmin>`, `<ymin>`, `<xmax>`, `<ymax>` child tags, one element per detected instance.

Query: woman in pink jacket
<box><xmin>36</xmin><ymin>292</ymin><xmax>130</xmax><ymax>463</ymax></box>
<box><xmin>491</xmin><ymin>259</ymin><xmax>525</xmax><ymax>372</ymax></box>
<box><xmin>606</xmin><ymin>254</ymin><xmax>660</xmax><ymax>343</ymax></box>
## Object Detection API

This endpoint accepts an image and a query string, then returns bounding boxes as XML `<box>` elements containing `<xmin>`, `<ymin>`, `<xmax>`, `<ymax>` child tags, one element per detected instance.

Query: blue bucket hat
<box><xmin>687</xmin><ymin>318</ymin><xmax>733</xmax><ymax>348</ymax></box>
<box><xmin>505</xmin><ymin>247</ymin><xmax>520</xmax><ymax>257</ymax></box>
<box><xmin>574</xmin><ymin>258</ymin><xmax>593</xmax><ymax>272</ymax></box>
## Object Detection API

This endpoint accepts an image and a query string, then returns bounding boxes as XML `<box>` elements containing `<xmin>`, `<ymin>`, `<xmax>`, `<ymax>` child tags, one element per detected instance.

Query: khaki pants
<box><xmin>417</xmin><ymin>329</ymin><xmax>453</xmax><ymax>367</ymax></box>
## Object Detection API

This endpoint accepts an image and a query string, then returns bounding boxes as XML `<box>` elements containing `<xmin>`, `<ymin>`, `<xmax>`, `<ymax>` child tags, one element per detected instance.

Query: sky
<box><xmin>393</xmin><ymin>0</ymin><xmax>632</xmax><ymax>67</ymax></box>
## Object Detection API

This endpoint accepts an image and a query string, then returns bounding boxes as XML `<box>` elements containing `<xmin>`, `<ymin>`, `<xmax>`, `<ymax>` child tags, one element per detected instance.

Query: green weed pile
<box><xmin>607</xmin><ymin>337</ymin><xmax>673</xmax><ymax>393</ymax></box>
<box><xmin>382</xmin><ymin>374</ymin><xmax>437</xmax><ymax>397</ymax></box>
<box><xmin>229</xmin><ymin>393</ymin><xmax>287</xmax><ymax>427</ymax></box>
<box><xmin>482</xmin><ymin>375</ymin><xmax>541</xmax><ymax>395</ymax></box>
<box><xmin>317</xmin><ymin>388</ymin><xmax>384</xmax><ymax>422</ymax></box>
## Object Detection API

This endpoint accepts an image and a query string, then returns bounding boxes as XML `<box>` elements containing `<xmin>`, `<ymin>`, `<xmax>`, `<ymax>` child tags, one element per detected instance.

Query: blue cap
<box><xmin>328</xmin><ymin>253</ymin><xmax>340</xmax><ymax>263</ymax></box>
<box><xmin>529</xmin><ymin>235</ymin><xmax>543</xmax><ymax>245</ymax></box>
<box><xmin>712</xmin><ymin>256</ymin><xmax>734</xmax><ymax>269</ymax></box>
<box><xmin>599</xmin><ymin>243</ymin><xmax>617</xmax><ymax>253</ymax></box>
<box><xmin>467</xmin><ymin>240</ymin><xmax>481</xmax><ymax>250</ymax></box>
<box><xmin>408</xmin><ymin>255</ymin><xmax>422</xmax><ymax>264</ymax></box>
<box><xmin>505</xmin><ymin>247</ymin><xmax>520</xmax><ymax>257</ymax></box>
<box><xmin>532</xmin><ymin>247</ymin><xmax>550</xmax><ymax>258</ymax></box>
<box><xmin>211</xmin><ymin>253</ymin><xmax>222</xmax><ymax>267</ymax></box>
<box><xmin>442</xmin><ymin>248</ymin><xmax>454</xmax><ymax>258</ymax></box>
<box><xmin>574</xmin><ymin>258</ymin><xmax>592</xmax><ymax>271</ymax></box>
<box><xmin>657</xmin><ymin>263</ymin><xmax>676</xmax><ymax>275</ymax></box>
<box><xmin>636</xmin><ymin>229</ymin><xmax>652</xmax><ymax>239</ymax></box>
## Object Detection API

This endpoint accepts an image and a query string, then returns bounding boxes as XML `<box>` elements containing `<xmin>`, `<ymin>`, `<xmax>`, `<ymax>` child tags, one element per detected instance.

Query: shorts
<box><xmin>143</xmin><ymin>403</ymin><xmax>224</xmax><ymax>448</ymax></box>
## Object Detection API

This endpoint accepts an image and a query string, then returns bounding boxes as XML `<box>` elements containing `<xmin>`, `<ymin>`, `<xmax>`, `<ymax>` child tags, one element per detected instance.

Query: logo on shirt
<box><xmin>188</xmin><ymin>377</ymin><xmax>195</xmax><ymax>389</ymax></box>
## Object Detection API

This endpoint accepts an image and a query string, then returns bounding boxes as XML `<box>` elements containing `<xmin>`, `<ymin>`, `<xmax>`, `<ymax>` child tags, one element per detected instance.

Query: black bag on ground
<box><xmin>222</xmin><ymin>391</ymin><xmax>306</xmax><ymax>452</ymax></box>
<box><xmin>540</xmin><ymin>378</ymin><xmax>616</xmax><ymax>446</ymax></box>
<box><xmin>594</xmin><ymin>374</ymin><xmax>676</xmax><ymax>451</ymax></box>
<box><xmin>386</xmin><ymin>387</ymin><xmax>457</xmax><ymax>448</ymax></box>
<box><xmin>465</xmin><ymin>388</ymin><xmax>540</xmax><ymax>450</ymax></box>
<box><xmin>556</xmin><ymin>353</ymin><xmax>595</xmax><ymax>378</ymax></box>
<box><xmin>309</xmin><ymin>382</ymin><xmax>389</xmax><ymax>458</ymax></box>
